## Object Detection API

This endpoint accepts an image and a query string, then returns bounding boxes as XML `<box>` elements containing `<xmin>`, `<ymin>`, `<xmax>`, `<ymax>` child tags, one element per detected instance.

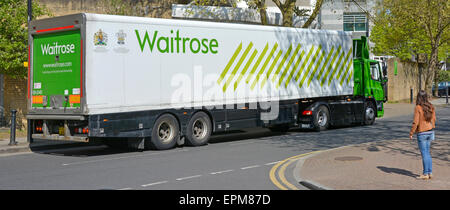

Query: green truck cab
<box><xmin>353</xmin><ymin>36</ymin><xmax>387</xmax><ymax>120</ymax></box>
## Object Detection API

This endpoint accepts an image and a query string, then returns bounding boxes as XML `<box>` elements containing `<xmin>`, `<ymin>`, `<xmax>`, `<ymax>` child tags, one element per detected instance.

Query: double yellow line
<box><xmin>269</xmin><ymin>151</ymin><xmax>320</xmax><ymax>190</ymax></box>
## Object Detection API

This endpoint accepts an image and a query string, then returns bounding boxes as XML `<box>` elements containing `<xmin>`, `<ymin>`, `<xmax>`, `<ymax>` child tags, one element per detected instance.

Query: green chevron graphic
<box><xmin>278</xmin><ymin>44</ymin><xmax>302</xmax><ymax>88</ymax></box>
<box><xmin>222</xmin><ymin>42</ymin><xmax>253</xmax><ymax>92</ymax></box>
<box><xmin>299</xmin><ymin>45</ymin><xmax>322</xmax><ymax>88</ymax></box>
<box><xmin>336</xmin><ymin>49</ymin><xmax>352</xmax><ymax>82</ymax></box>
<box><xmin>346</xmin><ymin>68</ymin><xmax>354</xmax><ymax>85</ymax></box>
<box><xmin>316</xmin><ymin>46</ymin><xmax>335</xmax><ymax>84</ymax></box>
<box><xmin>328</xmin><ymin>50</ymin><xmax>345</xmax><ymax>86</ymax></box>
<box><xmin>251</xmin><ymin>43</ymin><xmax>278</xmax><ymax>90</ymax></box>
<box><xmin>285</xmin><ymin>50</ymin><xmax>305</xmax><ymax>88</ymax></box>
<box><xmin>307</xmin><ymin>48</ymin><xmax>326</xmax><ymax>87</ymax></box>
<box><xmin>217</xmin><ymin>42</ymin><xmax>242</xmax><ymax>84</ymax></box>
<box><xmin>260</xmin><ymin>49</ymin><xmax>282</xmax><ymax>89</ymax></box>
<box><xmin>234</xmin><ymin>49</ymin><xmax>258</xmax><ymax>90</ymax></box>
<box><xmin>271</xmin><ymin>45</ymin><xmax>293</xmax><ymax>83</ymax></box>
<box><xmin>340</xmin><ymin>50</ymin><xmax>353</xmax><ymax>85</ymax></box>
<box><xmin>295</xmin><ymin>46</ymin><xmax>315</xmax><ymax>82</ymax></box>
<box><xmin>245</xmin><ymin>43</ymin><xmax>269</xmax><ymax>84</ymax></box>
<box><xmin>321</xmin><ymin>45</ymin><xmax>341</xmax><ymax>86</ymax></box>
<box><xmin>218</xmin><ymin>42</ymin><xmax>352</xmax><ymax>93</ymax></box>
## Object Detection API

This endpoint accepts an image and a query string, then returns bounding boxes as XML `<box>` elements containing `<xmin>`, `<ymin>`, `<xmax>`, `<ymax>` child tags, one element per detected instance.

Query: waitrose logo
<box><xmin>41</xmin><ymin>42</ymin><xmax>75</xmax><ymax>56</ymax></box>
<box><xmin>135</xmin><ymin>29</ymin><xmax>218</xmax><ymax>54</ymax></box>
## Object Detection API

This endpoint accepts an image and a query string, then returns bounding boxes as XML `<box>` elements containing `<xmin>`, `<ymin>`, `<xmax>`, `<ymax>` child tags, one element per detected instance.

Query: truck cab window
<box><xmin>370</xmin><ymin>63</ymin><xmax>380</xmax><ymax>81</ymax></box>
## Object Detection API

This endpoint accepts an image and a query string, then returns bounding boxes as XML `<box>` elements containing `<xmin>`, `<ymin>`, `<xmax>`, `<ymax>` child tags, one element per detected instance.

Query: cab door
<box><xmin>366</xmin><ymin>61</ymin><xmax>385</xmax><ymax>116</ymax></box>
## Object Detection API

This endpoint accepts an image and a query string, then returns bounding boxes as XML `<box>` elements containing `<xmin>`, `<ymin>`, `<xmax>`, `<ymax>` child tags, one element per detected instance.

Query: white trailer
<box><xmin>27</xmin><ymin>13</ymin><xmax>384</xmax><ymax>150</ymax></box>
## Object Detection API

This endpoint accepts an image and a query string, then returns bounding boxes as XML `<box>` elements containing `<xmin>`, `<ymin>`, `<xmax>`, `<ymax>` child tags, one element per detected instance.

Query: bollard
<box><xmin>446</xmin><ymin>86</ymin><xmax>449</xmax><ymax>104</ymax></box>
<box><xmin>410</xmin><ymin>88</ymin><xmax>414</xmax><ymax>104</ymax></box>
<box><xmin>9</xmin><ymin>110</ymin><xmax>18</xmax><ymax>146</ymax></box>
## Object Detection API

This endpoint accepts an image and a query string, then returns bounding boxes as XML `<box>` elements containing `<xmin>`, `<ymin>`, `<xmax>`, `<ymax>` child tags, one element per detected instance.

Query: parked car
<box><xmin>433</xmin><ymin>81</ymin><xmax>450</xmax><ymax>97</ymax></box>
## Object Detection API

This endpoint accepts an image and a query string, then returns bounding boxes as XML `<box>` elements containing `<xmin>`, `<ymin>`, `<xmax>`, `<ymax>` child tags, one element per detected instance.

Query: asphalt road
<box><xmin>0</xmin><ymin>107</ymin><xmax>448</xmax><ymax>190</ymax></box>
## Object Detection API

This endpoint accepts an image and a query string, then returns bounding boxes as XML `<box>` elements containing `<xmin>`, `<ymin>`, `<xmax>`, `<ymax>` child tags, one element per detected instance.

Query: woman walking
<box><xmin>409</xmin><ymin>90</ymin><xmax>436</xmax><ymax>180</ymax></box>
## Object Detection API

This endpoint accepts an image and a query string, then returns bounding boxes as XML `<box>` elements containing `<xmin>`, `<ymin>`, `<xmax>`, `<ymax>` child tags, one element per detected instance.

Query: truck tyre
<box><xmin>313</xmin><ymin>105</ymin><xmax>330</xmax><ymax>131</ymax></box>
<box><xmin>185</xmin><ymin>112</ymin><xmax>212</xmax><ymax>146</ymax></box>
<box><xmin>363</xmin><ymin>101</ymin><xmax>376</xmax><ymax>125</ymax></box>
<box><xmin>147</xmin><ymin>114</ymin><xmax>179</xmax><ymax>150</ymax></box>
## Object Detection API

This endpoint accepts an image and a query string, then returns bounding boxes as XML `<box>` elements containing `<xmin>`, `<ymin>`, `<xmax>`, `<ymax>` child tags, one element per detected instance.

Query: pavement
<box><xmin>295</xmin><ymin>98</ymin><xmax>450</xmax><ymax>190</ymax></box>
<box><xmin>0</xmin><ymin>98</ymin><xmax>448</xmax><ymax>190</ymax></box>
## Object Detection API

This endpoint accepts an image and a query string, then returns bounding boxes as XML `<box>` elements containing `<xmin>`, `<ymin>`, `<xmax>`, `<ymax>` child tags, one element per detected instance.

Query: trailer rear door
<box><xmin>31</xmin><ymin>30</ymin><xmax>82</xmax><ymax>110</ymax></box>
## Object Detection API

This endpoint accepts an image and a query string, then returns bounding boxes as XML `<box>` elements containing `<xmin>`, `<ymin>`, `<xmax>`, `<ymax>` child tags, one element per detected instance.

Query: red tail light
<box><xmin>75</xmin><ymin>127</ymin><xmax>88</xmax><ymax>134</ymax></box>
<box><xmin>302</xmin><ymin>110</ymin><xmax>313</xmax><ymax>116</ymax></box>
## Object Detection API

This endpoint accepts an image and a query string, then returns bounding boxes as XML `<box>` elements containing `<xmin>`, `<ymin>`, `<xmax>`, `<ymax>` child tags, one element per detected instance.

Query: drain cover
<box><xmin>334</xmin><ymin>156</ymin><xmax>363</xmax><ymax>161</ymax></box>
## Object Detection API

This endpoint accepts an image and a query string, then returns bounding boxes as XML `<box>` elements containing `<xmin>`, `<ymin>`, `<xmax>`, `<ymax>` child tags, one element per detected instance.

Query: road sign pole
<box><xmin>446</xmin><ymin>86</ymin><xmax>448</xmax><ymax>104</ymax></box>
<box><xmin>28</xmin><ymin>0</ymin><xmax>32</xmax><ymax>24</ymax></box>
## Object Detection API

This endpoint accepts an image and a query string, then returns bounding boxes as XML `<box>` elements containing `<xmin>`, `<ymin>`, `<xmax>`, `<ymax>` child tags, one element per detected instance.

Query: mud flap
<box><xmin>127</xmin><ymin>138</ymin><xmax>145</xmax><ymax>150</ymax></box>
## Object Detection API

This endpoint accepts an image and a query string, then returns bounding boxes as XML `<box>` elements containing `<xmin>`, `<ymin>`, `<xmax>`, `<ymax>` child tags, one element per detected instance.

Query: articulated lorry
<box><xmin>27</xmin><ymin>13</ymin><xmax>387</xmax><ymax>150</ymax></box>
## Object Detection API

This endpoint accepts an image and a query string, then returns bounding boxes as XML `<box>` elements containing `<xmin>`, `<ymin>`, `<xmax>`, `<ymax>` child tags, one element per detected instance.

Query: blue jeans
<box><xmin>417</xmin><ymin>131</ymin><xmax>434</xmax><ymax>175</ymax></box>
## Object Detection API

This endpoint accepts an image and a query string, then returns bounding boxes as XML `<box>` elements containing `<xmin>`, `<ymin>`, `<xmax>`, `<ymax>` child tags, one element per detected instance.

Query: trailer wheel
<box><xmin>363</xmin><ymin>101</ymin><xmax>376</xmax><ymax>125</ymax></box>
<box><xmin>147</xmin><ymin>114</ymin><xmax>179</xmax><ymax>150</ymax></box>
<box><xmin>186</xmin><ymin>112</ymin><xmax>212</xmax><ymax>146</ymax></box>
<box><xmin>313</xmin><ymin>105</ymin><xmax>330</xmax><ymax>131</ymax></box>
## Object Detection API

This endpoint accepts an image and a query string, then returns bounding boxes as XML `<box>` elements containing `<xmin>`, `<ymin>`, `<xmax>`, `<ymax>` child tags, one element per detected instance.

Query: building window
<box><xmin>343</xmin><ymin>13</ymin><xmax>367</xmax><ymax>32</ymax></box>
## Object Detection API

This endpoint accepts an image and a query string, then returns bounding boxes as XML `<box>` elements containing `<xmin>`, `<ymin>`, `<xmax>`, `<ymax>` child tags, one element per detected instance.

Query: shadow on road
<box><xmin>29</xmin><ymin>107</ymin><xmax>449</xmax><ymax>159</ymax></box>
<box><xmin>377</xmin><ymin>166</ymin><xmax>419</xmax><ymax>178</ymax></box>
<box><xmin>30</xmin><ymin>144</ymin><xmax>135</xmax><ymax>158</ymax></box>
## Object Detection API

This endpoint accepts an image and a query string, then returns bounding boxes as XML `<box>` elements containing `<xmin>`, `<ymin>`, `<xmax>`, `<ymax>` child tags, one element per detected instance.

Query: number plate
<box><xmin>301</xmin><ymin>124</ymin><xmax>311</xmax><ymax>129</ymax></box>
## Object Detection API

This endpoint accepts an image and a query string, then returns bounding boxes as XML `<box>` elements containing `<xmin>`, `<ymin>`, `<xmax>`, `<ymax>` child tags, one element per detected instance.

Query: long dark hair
<box><xmin>416</xmin><ymin>90</ymin><xmax>434</xmax><ymax>122</ymax></box>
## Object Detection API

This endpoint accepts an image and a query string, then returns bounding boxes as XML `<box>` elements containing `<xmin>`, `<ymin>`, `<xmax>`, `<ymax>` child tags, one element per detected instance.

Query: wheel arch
<box><xmin>306</xmin><ymin>101</ymin><xmax>331</xmax><ymax>120</ymax></box>
<box><xmin>190</xmin><ymin>109</ymin><xmax>215</xmax><ymax>133</ymax></box>
<box><xmin>151</xmin><ymin>111</ymin><xmax>182</xmax><ymax>134</ymax></box>
<box><xmin>365</xmin><ymin>98</ymin><xmax>378</xmax><ymax>117</ymax></box>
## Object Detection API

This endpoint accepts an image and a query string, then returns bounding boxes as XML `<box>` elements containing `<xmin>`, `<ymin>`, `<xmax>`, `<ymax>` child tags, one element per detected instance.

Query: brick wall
<box><xmin>36</xmin><ymin>0</ymin><xmax>177</xmax><ymax>18</ymax></box>
<box><xmin>2</xmin><ymin>75</ymin><xmax>28</xmax><ymax>129</ymax></box>
<box><xmin>386</xmin><ymin>58</ymin><xmax>426</xmax><ymax>102</ymax></box>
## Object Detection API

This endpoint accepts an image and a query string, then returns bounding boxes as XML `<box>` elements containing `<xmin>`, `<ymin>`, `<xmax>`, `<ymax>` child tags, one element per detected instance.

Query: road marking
<box><xmin>117</xmin><ymin>188</ymin><xmax>133</xmax><ymax>190</ymax></box>
<box><xmin>264</xmin><ymin>161</ymin><xmax>282</xmax><ymax>166</ymax></box>
<box><xmin>279</xmin><ymin>159</ymin><xmax>298</xmax><ymax>190</ymax></box>
<box><xmin>141</xmin><ymin>181</ymin><xmax>169</xmax><ymax>187</ymax></box>
<box><xmin>241</xmin><ymin>165</ymin><xmax>260</xmax><ymax>170</ymax></box>
<box><xmin>61</xmin><ymin>149</ymin><xmax>189</xmax><ymax>166</ymax></box>
<box><xmin>176</xmin><ymin>175</ymin><xmax>202</xmax><ymax>181</ymax></box>
<box><xmin>210</xmin><ymin>169</ymin><xmax>234</xmax><ymax>175</ymax></box>
<box><xmin>269</xmin><ymin>151</ymin><xmax>320</xmax><ymax>190</ymax></box>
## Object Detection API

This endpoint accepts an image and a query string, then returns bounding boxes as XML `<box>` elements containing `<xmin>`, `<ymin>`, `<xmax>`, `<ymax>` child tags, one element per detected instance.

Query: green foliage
<box><xmin>371</xmin><ymin>0</ymin><xmax>449</xmax><ymax>92</ymax></box>
<box><xmin>437</xmin><ymin>70</ymin><xmax>450</xmax><ymax>83</ymax></box>
<box><xmin>0</xmin><ymin>0</ymin><xmax>50</xmax><ymax>77</ymax></box>
<box><xmin>371</xmin><ymin>0</ymin><xmax>449</xmax><ymax>61</ymax></box>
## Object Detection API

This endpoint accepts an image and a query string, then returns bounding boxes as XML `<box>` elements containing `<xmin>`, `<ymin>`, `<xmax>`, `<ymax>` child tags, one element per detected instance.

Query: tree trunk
<box><xmin>258</xmin><ymin>0</ymin><xmax>268</xmax><ymax>25</ymax></box>
<box><xmin>282</xmin><ymin>6</ymin><xmax>294</xmax><ymax>27</ymax></box>
<box><xmin>302</xmin><ymin>0</ymin><xmax>323</xmax><ymax>28</ymax></box>
<box><xmin>428</xmin><ymin>44</ymin><xmax>439</xmax><ymax>96</ymax></box>
<box><xmin>430</xmin><ymin>42</ymin><xmax>442</xmax><ymax>97</ymax></box>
